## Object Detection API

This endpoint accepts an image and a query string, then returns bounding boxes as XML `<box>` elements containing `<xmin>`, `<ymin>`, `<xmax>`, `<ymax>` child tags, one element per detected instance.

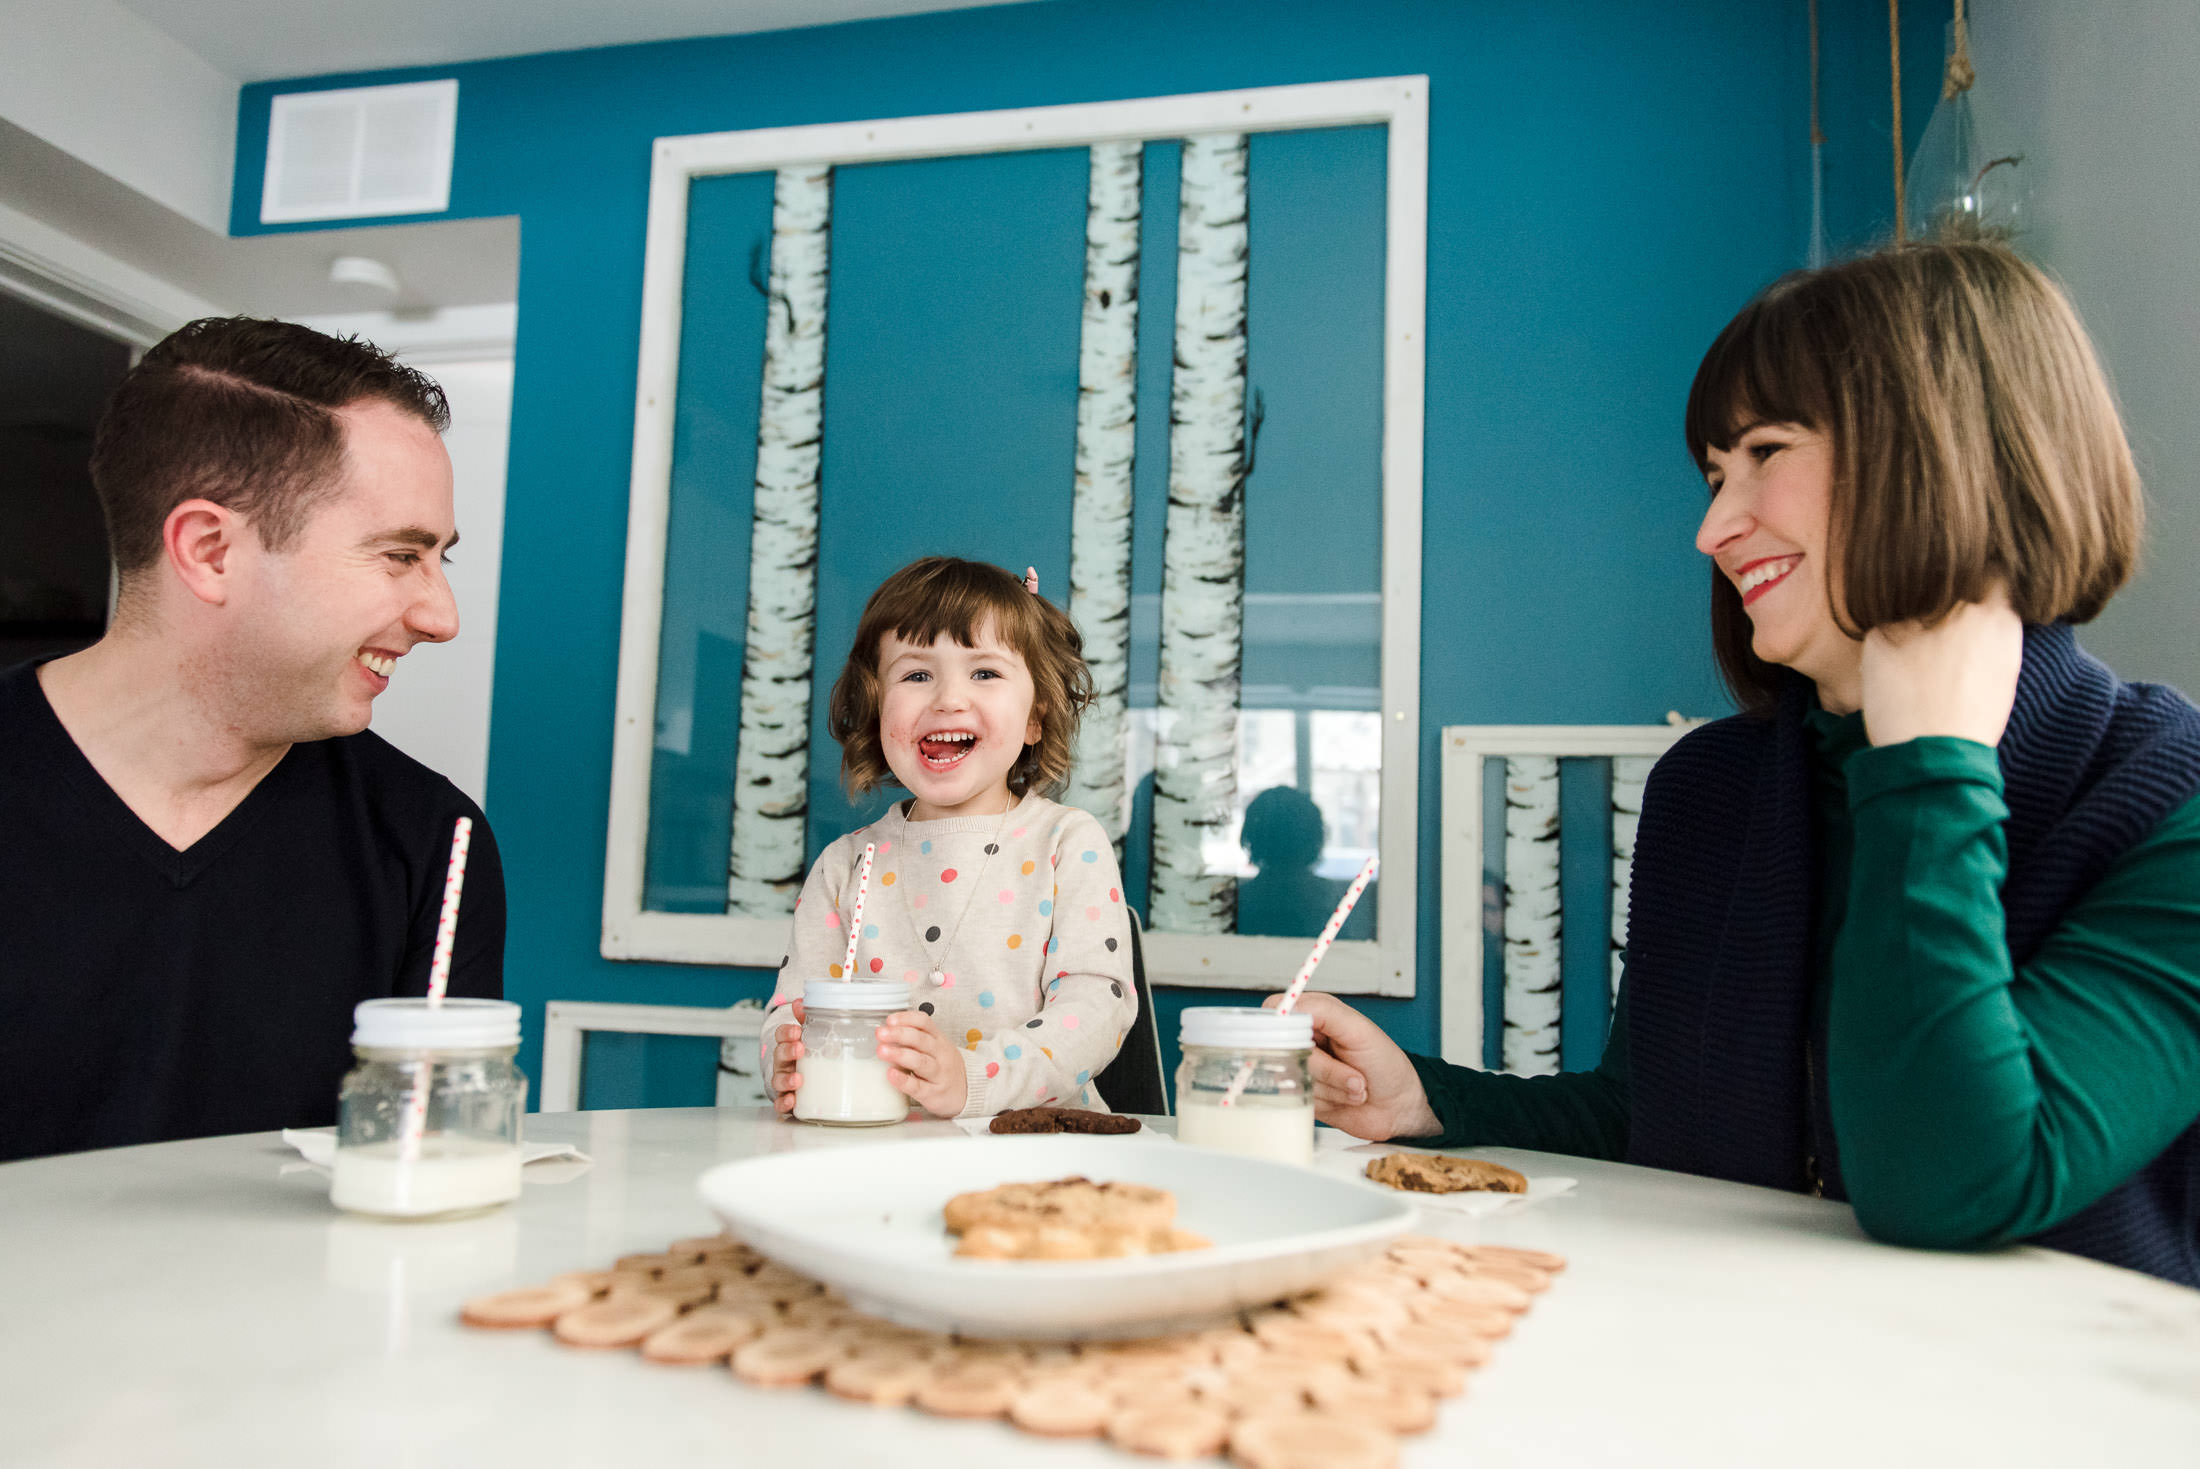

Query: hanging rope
<box><xmin>1808</xmin><ymin>0</ymin><xmax>1826</xmax><ymax>267</ymax></box>
<box><xmin>1809</xmin><ymin>0</ymin><xmax>1824</xmax><ymax>148</ymax></box>
<box><xmin>1890</xmin><ymin>0</ymin><xmax>1906</xmax><ymax>242</ymax></box>
<box><xmin>1944</xmin><ymin>0</ymin><xmax>1976</xmax><ymax>98</ymax></box>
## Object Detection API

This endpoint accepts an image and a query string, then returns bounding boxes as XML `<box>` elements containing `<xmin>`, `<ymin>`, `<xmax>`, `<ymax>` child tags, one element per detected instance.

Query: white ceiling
<box><xmin>115</xmin><ymin>0</ymin><xmax>1042</xmax><ymax>84</ymax></box>
<box><xmin>1</xmin><ymin>116</ymin><xmax>518</xmax><ymax>320</ymax></box>
<box><xmin>1</xmin><ymin>0</ymin><xmax>1038</xmax><ymax>328</ymax></box>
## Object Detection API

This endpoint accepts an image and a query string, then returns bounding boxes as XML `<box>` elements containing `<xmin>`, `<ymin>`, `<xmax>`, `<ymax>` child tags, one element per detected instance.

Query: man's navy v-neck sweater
<box><xmin>0</xmin><ymin>660</ymin><xmax>505</xmax><ymax>1162</ymax></box>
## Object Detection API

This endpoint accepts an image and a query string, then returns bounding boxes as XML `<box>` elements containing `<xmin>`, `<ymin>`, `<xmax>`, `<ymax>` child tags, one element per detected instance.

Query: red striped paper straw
<box><xmin>1220</xmin><ymin>853</ymin><xmax>1379</xmax><ymax>1108</ymax></box>
<box><xmin>1276</xmin><ymin>852</ymin><xmax>1379</xmax><ymax>1017</ymax></box>
<box><xmin>426</xmin><ymin>816</ymin><xmax>475</xmax><ymax>1004</ymax></box>
<box><xmin>400</xmin><ymin>816</ymin><xmax>475</xmax><ymax>1161</ymax></box>
<box><xmin>841</xmin><ymin>843</ymin><xmax>876</xmax><ymax>979</ymax></box>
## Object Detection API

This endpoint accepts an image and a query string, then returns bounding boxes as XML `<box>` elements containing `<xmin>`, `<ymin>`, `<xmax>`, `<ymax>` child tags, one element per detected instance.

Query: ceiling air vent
<box><xmin>260</xmin><ymin>80</ymin><xmax>459</xmax><ymax>225</ymax></box>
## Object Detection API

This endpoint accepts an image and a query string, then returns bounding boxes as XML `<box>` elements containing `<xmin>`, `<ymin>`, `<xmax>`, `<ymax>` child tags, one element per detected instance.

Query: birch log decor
<box><xmin>727</xmin><ymin>164</ymin><xmax>832</xmax><ymax>917</ymax></box>
<box><xmin>1608</xmin><ymin>754</ymin><xmax>1652</xmax><ymax>1008</ymax></box>
<box><xmin>1502</xmin><ymin>755</ymin><xmax>1563</xmax><ymax>1075</ymax></box>
<box><xmin>1151</xmin><ymin>132</ymin><xmax>1250</xmax><ymax>934</ymax></box>
<box><xmin>1063</xmin><ymin>140</ymin><xmax>1143</xmax><ymax>844</ymax></box>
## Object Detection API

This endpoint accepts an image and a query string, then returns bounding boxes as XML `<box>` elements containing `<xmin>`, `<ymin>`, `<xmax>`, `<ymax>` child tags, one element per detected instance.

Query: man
<box><xmin>0</xmin><ymin>317</ymin><xmax>504</xmax><ymax>1162</ymax></box>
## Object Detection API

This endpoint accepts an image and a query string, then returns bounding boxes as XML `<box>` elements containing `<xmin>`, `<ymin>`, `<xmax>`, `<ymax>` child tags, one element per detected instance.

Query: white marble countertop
<box><xmin>4</xmin><ymin>1106</ymin><xmax>2196</xmax><ymax>1467</ymax></box>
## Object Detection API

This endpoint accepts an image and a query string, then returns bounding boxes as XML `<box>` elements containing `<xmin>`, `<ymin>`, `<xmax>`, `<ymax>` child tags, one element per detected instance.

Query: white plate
<box><xmin>697</xmin><ymin>1135</ymin><xmax>1415</xmax><ymax>1340</ymax></box>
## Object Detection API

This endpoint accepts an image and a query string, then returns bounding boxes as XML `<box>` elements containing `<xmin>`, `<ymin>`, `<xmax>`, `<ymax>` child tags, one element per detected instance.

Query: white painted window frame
<box><xmin>1438</xmin><ymin>725</ymin><xmax>1696</xmax><ymax>1067</ymax></box>
<box><xmin>538</xmin><ymin>1000</ymin><xmax>766</xmax><ymax>1114</ymax></box>
<box><xmin>602</xmin><ymin>77</ymin><xmax>1427</xmax><ymax>996</ymax></box>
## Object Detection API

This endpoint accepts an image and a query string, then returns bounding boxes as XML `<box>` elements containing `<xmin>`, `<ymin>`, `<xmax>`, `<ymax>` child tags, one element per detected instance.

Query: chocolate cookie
<box><xmin>1363</xmin><ymin>1152</ymin><xmax>1527</xmax><ymax>1195</ymax></box>
<box><xmin>989</xmin><ymin>1107</ymin><xmax>1142</xmax><ymax>1135</ymax></box>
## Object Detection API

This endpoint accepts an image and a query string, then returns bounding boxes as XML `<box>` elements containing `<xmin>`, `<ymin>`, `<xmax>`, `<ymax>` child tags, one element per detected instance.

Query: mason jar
<box><xmin>332</xmin><ymin>998</ymin><xmax>526</xmax><ymax>1220</ymax></box>
<box><xmin>794</xmin><ymin>979</ymin><xmax>913</xmax><ymax>1126</ymax></box>
<box><xmin>1174</xmin><ymin>1008</ymin><xmax>1316</xmax><ymax>1166</ymax></box>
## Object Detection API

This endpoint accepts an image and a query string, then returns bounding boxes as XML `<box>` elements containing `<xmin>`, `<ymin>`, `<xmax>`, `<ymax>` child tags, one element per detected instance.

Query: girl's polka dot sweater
<box><xmin>762</xmin><ymin>791</ymin><xmax>1138</xmax><ymax>1116</ymax></box>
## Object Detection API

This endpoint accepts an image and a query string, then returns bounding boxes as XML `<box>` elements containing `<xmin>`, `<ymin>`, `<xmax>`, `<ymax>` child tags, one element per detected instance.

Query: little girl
<box><xmin>762</xmin><ymin>557</ymin><xmax>1137</xmax><ymax>1119</ymax></box>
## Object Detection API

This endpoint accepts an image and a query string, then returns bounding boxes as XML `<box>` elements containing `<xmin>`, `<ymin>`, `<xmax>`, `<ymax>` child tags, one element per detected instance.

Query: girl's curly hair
<box><xmin>828</xmin><ymin>557</ymin><xmax>1094</xmax><ymax>799</ymax></box>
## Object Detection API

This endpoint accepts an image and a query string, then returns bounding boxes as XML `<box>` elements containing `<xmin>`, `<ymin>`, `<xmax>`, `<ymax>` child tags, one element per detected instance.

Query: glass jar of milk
<box><xmin>794</xmin><ymin>979</ymin><xmax>912</xmax><ymax>1126</ymax></box>
<box><xmin>1174</xmin><ymin>1008</ymin><xmax>1316</xmax><ymax>1167</ymax></box>
<box><xmin>333</xmin><ymin>998</ymin><xmax>526</xmax><ymax>1220</ymax></box>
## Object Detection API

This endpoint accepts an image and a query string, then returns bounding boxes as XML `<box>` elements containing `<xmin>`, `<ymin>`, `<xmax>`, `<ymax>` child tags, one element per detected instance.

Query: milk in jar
<box><xmin>793</xmin><ymin>979</ymin><xmax>912</xmax><ymax>1126</ymax></box>
<box><xmin>1174</xmin><ymin>1008</ymin><xmax>1316</xmax><ymax>1167</ymax></box>
<box><xmin>333</xmin><ymin>998</ymin><xmax>527</xmax><ymax>1219</ymax></box>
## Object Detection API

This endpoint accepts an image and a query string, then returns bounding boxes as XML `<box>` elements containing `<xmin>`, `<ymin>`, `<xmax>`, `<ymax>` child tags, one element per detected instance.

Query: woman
<box><xmin>1294</xmin><ymin>241</ymin><xmax>2200</xmax><ymax>1287</ymax></box>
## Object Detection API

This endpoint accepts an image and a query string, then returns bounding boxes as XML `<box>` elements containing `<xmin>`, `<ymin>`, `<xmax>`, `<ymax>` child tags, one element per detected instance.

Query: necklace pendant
<box><xmin>929</xmin><ymin>969</ymin><xmax>946</xmax><ymax>987</ymax></box>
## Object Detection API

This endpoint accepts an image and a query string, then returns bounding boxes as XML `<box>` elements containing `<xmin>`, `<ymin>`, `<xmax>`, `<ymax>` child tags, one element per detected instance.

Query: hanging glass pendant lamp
<box><xmin>1904</xmin><ymin>0</ymin><xmax>2029</xmax><ymax>240</ymax></box>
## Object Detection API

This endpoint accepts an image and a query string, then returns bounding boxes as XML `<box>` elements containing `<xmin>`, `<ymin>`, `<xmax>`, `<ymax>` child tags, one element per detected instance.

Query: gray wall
<box><xmin>1972</xmin><ymin>0</ymin><xmax>2200</xmax><ymax>692</ymax></box>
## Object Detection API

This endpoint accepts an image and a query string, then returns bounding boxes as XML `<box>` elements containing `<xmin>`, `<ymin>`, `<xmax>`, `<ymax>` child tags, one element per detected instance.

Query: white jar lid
<box><xmin>1179</xmin><ymin>1006</ymin><xmax>1314</xmax><ymax>1051</ymax></box>
<box><xmin>803</xmin><ymin>979</ymin><xmax>914</xmax><ymax>1012</ymax></box>
<box><xmin>352</xmin><ymin>998</ymin><xmax>520</xmax><ymax>1050</ymax></box>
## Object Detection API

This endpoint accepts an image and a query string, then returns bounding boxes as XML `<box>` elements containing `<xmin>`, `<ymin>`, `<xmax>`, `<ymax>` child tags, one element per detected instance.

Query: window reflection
<box><xmin>1118</xmin><ymin>702</ymin><xmax>1380</xmax><ymax>939</ymax></box>
<box><xmin>1310</xmin><ymin>710</ymin><xmax>1381</xmax><ymax>869</ymax></box>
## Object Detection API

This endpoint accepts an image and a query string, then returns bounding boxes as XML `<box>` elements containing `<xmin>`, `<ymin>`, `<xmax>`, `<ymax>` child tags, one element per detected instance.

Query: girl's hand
<box><xmin>1861</xmin><ymin>588</ymin><xmax>2025</xmax><ymax>748</ymax></box>
<box><xmin>768</xmin><ymin>1000</ymin><xmax>807</xmax><ymax>1117</ymax></box>
<box><xmin>877</xmin><ymin>1010</ymin><xmax>969</xmax><ymax>1118</ymax></box>
<box><xmin>1269</xmin><ymin>992</ymin><xmax>1441</xmax><ymax>1141</ymax></box>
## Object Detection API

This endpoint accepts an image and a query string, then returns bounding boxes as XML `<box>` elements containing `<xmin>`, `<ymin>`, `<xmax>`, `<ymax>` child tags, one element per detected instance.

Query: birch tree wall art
<box><xmin>726</xmin><ymin>164</ymin><xmax>831</xmax><ymax>917</ymax></box>
<box><xmin>1063</xmin><ymin>140</ymin><xmax>1142</xmax><ymax>845</ymax></box>
<box><xmin>1151</xmin><ymin>132</ymin><xmax>1250</xmax><ymax>935</ymax></box>
<box><xmin>1609</xmin><ymin>753</ymin><xmax>1652</xmax><ymax>1008</ymax></box>
<box><xmin>605</xmin><ymin>79</ymin><xmax>1425</xmax><ymax>995</ymax></box>
<box><xmin>1502</xmin><ymin>755</ymin><xmax>1563</xmax><ymax>1074</ymax></box>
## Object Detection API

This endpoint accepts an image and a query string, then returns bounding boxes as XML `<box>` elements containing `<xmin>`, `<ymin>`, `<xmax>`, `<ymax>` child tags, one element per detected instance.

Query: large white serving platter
<box><xmin>697</xmin><ymin>1135</ymin><xmax>1416</xmax><ymax>1340</ymax></box>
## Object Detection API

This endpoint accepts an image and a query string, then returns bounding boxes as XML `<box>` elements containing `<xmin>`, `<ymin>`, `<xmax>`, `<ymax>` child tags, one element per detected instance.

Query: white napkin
<box><xmin>280</xmin><ymin>1127</ymin><xmax>590</xmax><ymax>1169</ymax></box>
<box><xmin>951</xmin><ymin>1115</ymin><xmax>1172</xmax><ymax>1142</ymax></box>
<box><xmin>1313</xmin><ymin>1137</ymin><xmax>1576</xmax><ymax>1217</ymax></box>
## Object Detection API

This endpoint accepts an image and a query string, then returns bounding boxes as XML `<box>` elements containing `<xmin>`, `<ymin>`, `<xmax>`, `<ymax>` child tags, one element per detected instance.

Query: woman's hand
<box><xmin>877</xmin><ymin>1010</ymin><xmax>968</xmax><ymax>1119</ymax></box>
<box><xmin>1861</xmin><ymin>588</ymin><xmax>2025</xmax><ymax>748</ymax></box>
<box><xmin>1265</xmin><ymin>992</ymin><xmax>1441</xmax><ymax>1141</ymax></box>
<box><xmin>768</xmin><ymin>999</ymin><xmax>807</xmax><ymax>1116</ymax></box>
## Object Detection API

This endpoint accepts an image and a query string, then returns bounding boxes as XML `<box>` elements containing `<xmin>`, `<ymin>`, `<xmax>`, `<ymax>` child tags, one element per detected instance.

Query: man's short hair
<box><xmin>89</xmin><ymin>317</ymin><xmax>451</xmax><ymax>577</ymax></box>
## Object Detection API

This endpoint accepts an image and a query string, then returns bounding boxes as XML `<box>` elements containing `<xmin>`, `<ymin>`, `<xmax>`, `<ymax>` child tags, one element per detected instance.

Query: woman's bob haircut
<box><xmin>1685</xmin><ymin>239</ymin><xmax>2142</xmax><ymax>714</ymax></box>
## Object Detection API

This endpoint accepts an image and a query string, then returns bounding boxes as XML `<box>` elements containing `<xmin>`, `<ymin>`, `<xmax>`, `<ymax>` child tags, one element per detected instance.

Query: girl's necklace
<box><xmin>905</xmin><ymin>797</ymin><xmax>1017</xmax><ymax>988</ymax></box>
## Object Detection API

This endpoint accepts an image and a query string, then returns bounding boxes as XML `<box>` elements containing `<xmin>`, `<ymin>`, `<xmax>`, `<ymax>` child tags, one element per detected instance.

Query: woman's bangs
<box><xmin>1683</xmin><ymin>284</ymin><xmax>1827</xmax><ymax>470</ymax></box>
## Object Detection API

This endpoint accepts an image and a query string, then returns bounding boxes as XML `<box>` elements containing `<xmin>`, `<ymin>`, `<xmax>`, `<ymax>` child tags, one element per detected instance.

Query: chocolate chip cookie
<box><xmin>942</xmin><ymin>1176</ymin><xmax>1176</xmax><ymax>1235</ymax></box>
<box><xmin>1363</xmin><ymin>1153</ymin><xmax>1527</xmax><ymax>1195</ymax></box>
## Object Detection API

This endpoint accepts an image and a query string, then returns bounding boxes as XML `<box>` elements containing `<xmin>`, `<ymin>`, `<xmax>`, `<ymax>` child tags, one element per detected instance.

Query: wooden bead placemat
<box><xmin>460</xmin><ymin>1232</ymin><xmax>1564</xmax><ymax>1468</ymax></box>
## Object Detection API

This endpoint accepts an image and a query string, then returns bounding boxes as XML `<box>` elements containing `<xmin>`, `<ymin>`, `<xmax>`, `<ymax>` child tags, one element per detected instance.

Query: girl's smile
<box><xmin>915</xmin><ymin>728</ymin><xmax>979</xmax><ymax>770</ymax></box>
<box><xmin>877</xmin><ymin>618</ymin><xmax>1041</xmax><ymax>821</ymax></box>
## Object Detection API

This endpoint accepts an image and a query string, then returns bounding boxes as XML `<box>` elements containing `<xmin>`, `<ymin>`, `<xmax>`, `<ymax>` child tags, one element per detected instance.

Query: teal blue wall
<box><xmin>233</xmin><ymin>0</ymin><xmax>1944</xmax><ymax>1107</ymax></box>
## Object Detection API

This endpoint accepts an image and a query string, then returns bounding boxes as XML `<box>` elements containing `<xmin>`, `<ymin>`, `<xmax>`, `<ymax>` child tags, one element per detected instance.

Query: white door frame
<box><xmin>0</xmin><ymin>199</ymin><xmax>221</xmax><ymax>347</ymax></box>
